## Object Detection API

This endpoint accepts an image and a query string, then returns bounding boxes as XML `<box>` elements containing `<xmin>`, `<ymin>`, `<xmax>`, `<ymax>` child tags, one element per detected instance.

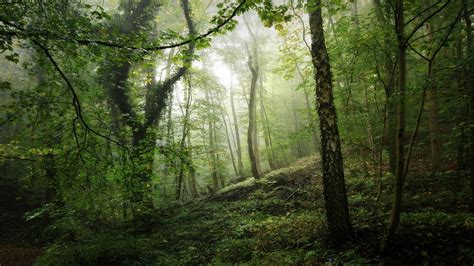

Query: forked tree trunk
<box><xmin>308</xmin><ymin>0</ymin><xmax>352</xmax><ymax>246</ymax></box>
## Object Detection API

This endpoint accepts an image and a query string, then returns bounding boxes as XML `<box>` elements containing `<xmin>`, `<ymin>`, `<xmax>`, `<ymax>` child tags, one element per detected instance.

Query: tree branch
<box><xmin>31</xmin><ymin>39</ymin><xmax>132</xmax><ymax>158</ymax></box>
<box><xmin>0</xmin><ymin>0</ymin><xmax>247</xmax><ymax>52</ymax></box>
<box><xmin>404</xmin><ymin>0</ymin><xmax>452</xmax><ymax>45</ymax></box>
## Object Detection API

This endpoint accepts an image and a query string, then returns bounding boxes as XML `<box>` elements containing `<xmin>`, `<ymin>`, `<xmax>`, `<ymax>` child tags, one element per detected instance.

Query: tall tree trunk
<box><xmin>308</xmin><ymin>1</ymin><xmax>353</xmax><ymax>246</ymax></box>
<box><xmin>222</xmin><ymin>112</ymin><xmax>239</xmax><ymax>177</ymax></box>
<box><xmin>258</xmin><ymin>79</ymin><xmax>277</xmax><ymax>169</ymax></box>
<box><xmin>187</xmin><ymin>131</ymin><xmax>199</xmax><ymax>198</ymax></box>
<box><xmin>247</xmin><ymin>52</ymin><xmax>261</xmax><ymax>178</ymax></box>
<box><xmin>296</xmin><ymin>64</ymin><xmax>320</xmax><ymax>152</ymax></box>
<box><xmin>176</xmin><ymin>75</ymin><xmax>193</xmax><ymax>200</ymax></box>
<box><xmin>425</xmin><ymin>22</ymin><xmax>442</xmax><ymax>172</ymax></box>
<box><xmin>230</xmin><ymin>84</ymin><xmax>244</xmax><ymax>177</ymax></box>
<box><xmin>205</xmin><ymin>90</ymin><xmax>220</xmax><ymax>191</ymax></box>
<box><xmin>292</xmin><ymin>91</ymin><xmax>305</xmax><ymax>158</ymax></box>
<box><xmin>373</xmin><ymin>0</ymin><xmax>397</xmax><ymax>173</ymax></box>
<box><xmin>385</xmin><ymin>0</ymin><xmax>407</xmax><ymax>242</ymax></box>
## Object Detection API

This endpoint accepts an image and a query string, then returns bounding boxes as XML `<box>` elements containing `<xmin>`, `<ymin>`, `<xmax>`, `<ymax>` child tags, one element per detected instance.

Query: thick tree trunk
<box><xmin>386</xmin><ymin>0</ymin><xmax>407</xmax><ymax>241</ymax></box>
<box><xmin>308</xmin><ymin>1</ymin><xmax>352</xmax><ymax>246</ymax></box>
<box><xmin>247</xmin><ymin>53</ymin><xmax>261</xmax><ymax>178</ymax></box>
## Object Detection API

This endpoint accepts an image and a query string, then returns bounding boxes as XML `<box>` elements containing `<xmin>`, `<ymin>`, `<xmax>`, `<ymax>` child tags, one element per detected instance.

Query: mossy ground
<box><xmin>33</xmin><ymin>156</ymin><xmax>474</xmax><ymax>264</ymax></box>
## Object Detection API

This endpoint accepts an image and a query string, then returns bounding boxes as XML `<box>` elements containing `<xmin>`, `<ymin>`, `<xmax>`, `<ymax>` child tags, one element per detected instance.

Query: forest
<box><xmin>0</xmin><ymin>0</ymin><xmax>473</xmax><ymax>264</ymax></box>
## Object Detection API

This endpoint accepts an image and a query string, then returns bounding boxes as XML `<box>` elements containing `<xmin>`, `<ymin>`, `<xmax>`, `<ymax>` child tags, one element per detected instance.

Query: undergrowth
<box><xmin>36</xmin><ymin>156</ymin><xmax>473</xmax><ymax>265</ymax></box>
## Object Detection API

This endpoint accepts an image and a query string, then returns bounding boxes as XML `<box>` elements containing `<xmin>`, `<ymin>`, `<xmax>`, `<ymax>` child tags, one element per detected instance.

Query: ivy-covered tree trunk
<box><xmin>100</xmin><ymin>0</ymin><xmax>196</xmax><ymax>208</ymax></box>
<box><xmin>308</xmin><ymin>0</ymin><xmax>352</xmax><ymax>246</ymax></box>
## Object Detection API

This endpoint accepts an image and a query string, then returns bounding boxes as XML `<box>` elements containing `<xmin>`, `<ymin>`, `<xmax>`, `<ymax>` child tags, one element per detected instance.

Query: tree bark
<box><xmin>308</xmin><ymin>0</ymin><xmax>353</xmax><ymax>246</ymax></box>
<box><xmin>247</xmin><ymin>52</ymin><xmax>261</xmax><ymax>178</ymax></box>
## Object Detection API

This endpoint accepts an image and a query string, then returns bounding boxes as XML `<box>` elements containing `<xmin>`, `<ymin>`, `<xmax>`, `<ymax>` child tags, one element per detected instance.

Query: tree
<box><xmin>230</xmin><ymin>82</ymin><xmax>245</xmax><ymax>178</ymax></box>
<box><xmin>373</xmin><ymin>0</ymin><xmax>397</xmax><ymax>173</ymax></box>
<box><xmin>247</xmin><ymin>51</ymin><xmax>261</xmax><ymax>178</ymax></box>
<box><xmin>307</xmin><ymin>0</ymin><xmax>352</xmax><ymax>245</ymax></box>
<box><xmin>99</xmin><ymin>0</ymin><xmax>196</xmax><ymax>206</ymax></box>
<box><xmin>384</xmin><ymin>0</ymin><xmax>407</xmax><ymax>246</ymax></box>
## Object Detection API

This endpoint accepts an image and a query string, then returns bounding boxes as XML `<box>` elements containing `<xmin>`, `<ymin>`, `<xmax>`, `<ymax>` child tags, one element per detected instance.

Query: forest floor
<box><xmin>0</xmin><ymin>184</ymin><xmax>44</xmax><ymax>265</ymax></box>
<box><xmin>3</xmin><ymin>156</ymin><xmax>473</xmax><ymax>265</ymax></box>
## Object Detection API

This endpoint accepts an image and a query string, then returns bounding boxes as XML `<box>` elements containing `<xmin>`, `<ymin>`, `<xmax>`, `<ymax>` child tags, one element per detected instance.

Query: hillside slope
<box><xmin>37</xmin><ymin>156</ymin><xmax>473</xmax><ymax>265</ymax></box>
